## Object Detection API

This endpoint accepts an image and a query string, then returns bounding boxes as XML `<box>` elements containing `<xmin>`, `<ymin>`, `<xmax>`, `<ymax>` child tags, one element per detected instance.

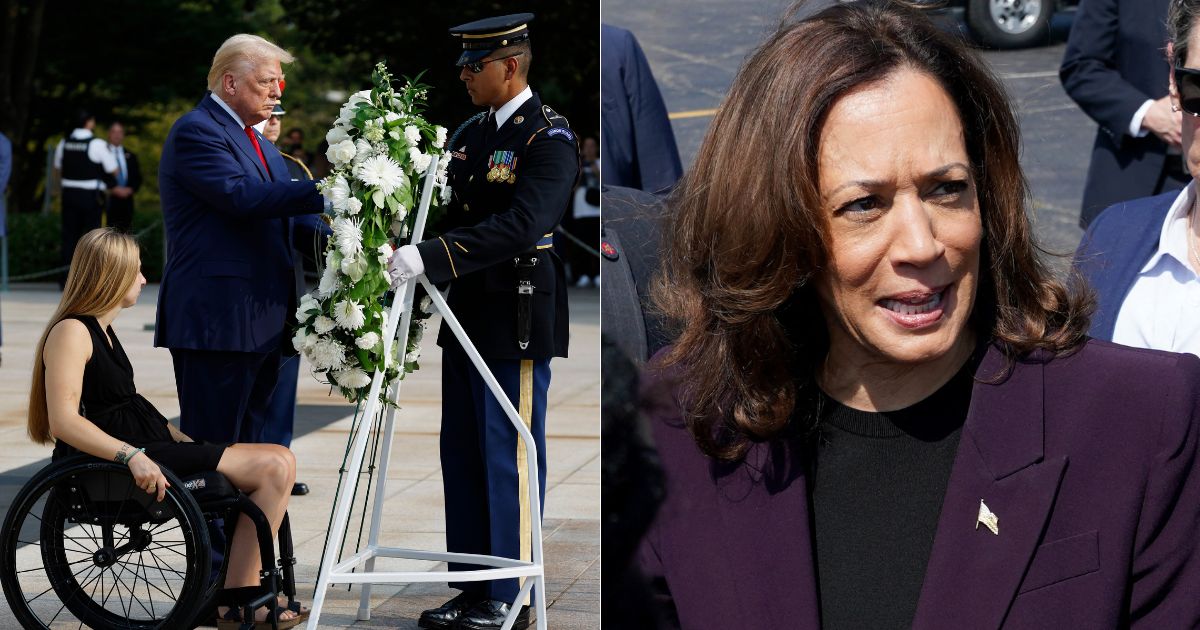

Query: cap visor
<box><xmin>456</xmin><ymin>49</ymin><xmax>492</xmax><ymax>66</ymax></box>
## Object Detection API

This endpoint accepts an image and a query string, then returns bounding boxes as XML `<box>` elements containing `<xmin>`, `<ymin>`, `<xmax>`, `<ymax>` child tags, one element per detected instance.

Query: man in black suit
<box><xmin>105</xmin><ymin>120</ymin><xmax>141</xmax><ymax>232</ymax></box>
<box><xmin>1060</xmin><ymin>0</ymin><xmax>1184</xmax><ymax>228</ymax></box>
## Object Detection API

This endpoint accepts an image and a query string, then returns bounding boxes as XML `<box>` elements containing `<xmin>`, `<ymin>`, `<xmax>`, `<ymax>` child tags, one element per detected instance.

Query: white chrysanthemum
<box><xmin>326</xmin><ymin>126</ymin><xmax>350</xmax><ymax>146</ymax></box>
<box><xmin>404</xmin><ymin>125</ymin><xmax>421</xmax><ymax>145</ymax></box>
<box><xmin>333</xmin><ymin>366</ymin><xmax>371</xmax><ymax>389</ymax></box>
<box><xmin>377</xmin><ymin>243</ymin><xmax>393</xmax><ymax>265</ymax></box>
<box><xmin>408</xmin><ymin>147</ymin><xmax>432</xmax><ymax>174</ymax></box>
<box><xmin>346</xmin><ymin>197</ymin><xmax>362</xmax><ymax>215</ymax></box>
<box><xmin>295</xmin><ymin>293</ymin><xmax>319</xmax><ymax>323</ymax></box>
<box><xmin>355</xmin><ymin>155</ymin><xmax>406</xmax><ymax>196</ymax></box>
<box><xmin>355</xmin><ymin>331</ymin><xmax>380</xmax><ymax>350</ymax></box>
<box><xmin>292</xmin><ymin>330</ymin><xmax>307</xmax><ymax>353</ymax></box>
<box><xmin>313</xmin><ymin>315</ymin><xmax>335</xmax><ymax>334</ymax></box>
<box><xmin>323</xmin><ymin>175</ymin><xmax>351</xmax><ymax>211</ymax></box>
<box><xmin>434</xmin><ymin>126</ymin><xmax>447</xmax><ymax>148</ymax></box>
<box><xmin>327</xmin><ymin>139</ymin><xmax>357</xmax><ymax>167</ymax></box>
<box><xmin>420</xmin><ymin>295</ymin><xmax>432</xmax><ymax>314</ymax></box>
<box><xmin>318</xmin><ymin>263</ymin><xmax>338</xmax><ymax>298</ymax></box>
<box><xmin>334</xmin><ymin>299</ymin><xmax>366</xmax><ymax>330</ymax></box>
<box><xmin>332</xmin><ymin>216</ymin><xmax>363</xmax><ymax>258</ymax></box>
<box><xmin>310</xmin><ymin>337</ymin><xmax>347</xmax><ymax>370</ymax></box>
<box><xmin>364</xmin><ymin>126</ymin><xmax>385</xmax><ymax>143</ymax></box>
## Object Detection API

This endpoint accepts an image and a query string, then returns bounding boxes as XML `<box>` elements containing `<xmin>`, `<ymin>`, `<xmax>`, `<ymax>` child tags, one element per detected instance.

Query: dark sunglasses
<box><xmin>1174</xmin><ymin>65</ymin><xmax>1200</xmax><ymax>116</ymax></box>
<box><xmin>464</xmin><ymin>52</ymin><xmax>524</xmax><ymax>74</ymax></box>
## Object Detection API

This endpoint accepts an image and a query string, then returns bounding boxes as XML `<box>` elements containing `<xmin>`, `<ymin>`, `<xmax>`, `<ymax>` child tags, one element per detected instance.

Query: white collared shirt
<box><xmin>109</xmin><ymin>144</ymin><xmax>127</xmax><ymax>185</ymax></box>
<box><xmin>1112</xmin><ymin>181</ymin><xmax>1200</xmax><ymax>357</ymax></box>
<box><xmin>490</xmin><ymin>86</ymin><xmax>533</xmax><ymax>129</ymax></box>
<box><xmin>209</xmin><ymin>92</ymin><xmax>247</xmax><ymax>129</ymax></box>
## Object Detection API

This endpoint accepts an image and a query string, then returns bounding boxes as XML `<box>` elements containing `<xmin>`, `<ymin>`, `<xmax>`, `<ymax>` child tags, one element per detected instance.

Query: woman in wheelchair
<box><xmin>26</xmin><ymin>228</ymin><xmax>305</xmax><ymax>628</ymax></box>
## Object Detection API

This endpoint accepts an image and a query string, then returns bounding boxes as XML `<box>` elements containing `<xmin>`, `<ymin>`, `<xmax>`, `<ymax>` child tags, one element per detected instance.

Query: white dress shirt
<box><xmin>1112</xmin><ymin>182</ymin><xmax>1200</xmax><ymax>357</ymax></box>
<box><xmin>491</xmin><ymin>86</ymin><xmax>533</xmax><ymax>129</ymax></box>
<box><xmin>209</xmin><ymin>92</ymin><xmax>247</xmax><ymax>128</ymax></box>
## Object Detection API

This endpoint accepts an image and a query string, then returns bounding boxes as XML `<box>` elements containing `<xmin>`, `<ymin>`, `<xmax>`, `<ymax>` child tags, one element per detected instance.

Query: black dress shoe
<box><xmin>418</xmin><ymin>592</ymin><xmax>484</xmax><ymax>629</ymax></box>
<box><xmin>457</xmin><ymin>600</ymin><xmax>533</xmax><ymax>630</ymax></box>
<box><xmin>291</xmin><ymin>482</ymin><xmax>309</xmax><ymax>496</ymax></box>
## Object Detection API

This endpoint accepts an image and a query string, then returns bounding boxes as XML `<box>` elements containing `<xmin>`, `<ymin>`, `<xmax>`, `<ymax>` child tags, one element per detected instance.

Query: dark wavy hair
<box><xmin>652</xmin><ymin>0</ymin><xmax>1093</xmax><ymax>462</ymax></box>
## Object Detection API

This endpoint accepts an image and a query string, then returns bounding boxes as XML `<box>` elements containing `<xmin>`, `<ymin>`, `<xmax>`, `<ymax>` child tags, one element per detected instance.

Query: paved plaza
<box><xmin>0</xmin><ymin>284</ymin><xmax>600</xmax><ymax>629</ymax></box>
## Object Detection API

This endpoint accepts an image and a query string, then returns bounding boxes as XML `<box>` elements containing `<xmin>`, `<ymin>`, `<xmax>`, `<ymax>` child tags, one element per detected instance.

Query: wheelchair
<box><xmin>0</xmin><ymin>454</ymin><xmax>300</xmax><ymax>629</ymax></box>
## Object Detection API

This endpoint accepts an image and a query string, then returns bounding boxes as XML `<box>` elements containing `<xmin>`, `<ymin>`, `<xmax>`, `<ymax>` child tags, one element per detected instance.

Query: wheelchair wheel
<box><xmin>0</xmin><ymin>456</ymin><xmax>210</xmax><ymax>629</ymax></box>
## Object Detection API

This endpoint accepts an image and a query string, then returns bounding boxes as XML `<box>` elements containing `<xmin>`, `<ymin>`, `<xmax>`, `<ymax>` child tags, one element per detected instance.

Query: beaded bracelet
<box><xmin>114</xmin><ymin>446</ymin><xmax>145</xmax><ymax>465</ymax></box>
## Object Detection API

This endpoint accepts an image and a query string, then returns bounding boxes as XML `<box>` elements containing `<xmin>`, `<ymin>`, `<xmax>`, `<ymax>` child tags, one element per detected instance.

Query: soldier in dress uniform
<box><xmin>387</xmin><ymin>12</ymin><xmax>578</xmax><ymax>630</ymax></box>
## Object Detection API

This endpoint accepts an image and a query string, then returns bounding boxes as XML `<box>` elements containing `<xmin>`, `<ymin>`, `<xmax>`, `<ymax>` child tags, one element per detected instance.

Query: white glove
<box><xmin>387</xmin><ymin>244</ymin><xmax>425</xmax><ymax>290</ymax></box>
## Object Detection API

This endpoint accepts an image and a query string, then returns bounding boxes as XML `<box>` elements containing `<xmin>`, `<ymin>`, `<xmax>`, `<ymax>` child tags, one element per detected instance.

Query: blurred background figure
<box><xmin>1060</xmin><ymin>0</ymin><xmax>1181</xmax><ymax>228</ymax></box>
<box><xmin>600</xmin><ymin>24</ymin><xmax>682</xmax><ymax>194</ymax></box>
<box><xmin>568</xmin><ymin>136</ymin><xmax>601</xmax><ymax>287</ymax></box>
<box><xmin>104</xmin><ymin>120</ymin><xmax>141</xmax><ymax>233</ymax></box>
<box><xmin>53</xmin><ymin>110</ymin><xmax>118</xmax><ymax>288</ymax></box>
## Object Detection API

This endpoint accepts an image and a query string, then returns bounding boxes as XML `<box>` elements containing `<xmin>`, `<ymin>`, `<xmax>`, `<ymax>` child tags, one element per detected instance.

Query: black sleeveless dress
<box><xmin>51</xmin><ymin>315</ymin><xmax>228</xmax><ymax>476</ymax></box>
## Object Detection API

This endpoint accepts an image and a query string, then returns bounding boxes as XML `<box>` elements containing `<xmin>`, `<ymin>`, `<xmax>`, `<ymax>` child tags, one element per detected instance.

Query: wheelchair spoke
<box><xmin>147</xmin><ymin>550</ymin><xmax>179</xmax><ymax>600</ymax></box>
<box><xmin>146</xmin><ymin>541</ymin><xmax>189</xmax><ymax>559</ymax></box>
<box><xmin>17</xmin><ymin>555</ymin><xmax>93</xmax><ymax>574</ymax></box>
<box><xmin>138</xmin><ymin>551</ymin><xmax>157</xmax><ymax>619</ymax></box>
<box><xmin>111</xmin><ymin>558</ymin><xmax>155</xmax><ymax>619</ymax></box>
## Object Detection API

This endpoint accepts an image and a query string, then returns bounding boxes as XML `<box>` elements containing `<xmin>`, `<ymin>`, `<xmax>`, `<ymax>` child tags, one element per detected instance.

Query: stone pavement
<box><xmin>0</xmin><ymin>283</ymin><xmax>600</xmax><ymax>629</ymax></box>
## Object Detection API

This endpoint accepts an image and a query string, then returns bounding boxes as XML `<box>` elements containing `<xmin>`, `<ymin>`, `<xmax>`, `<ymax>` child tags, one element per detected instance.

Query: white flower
<box><xmin>310</xmin><ymin>337</ymin><xmax>347</xmax><ymax>370</ymax></box>
<box><xmin>404</xmin><ymin>125</ymin><xmax>421</xmax><ymax>145</ymax></box>
<box><xmin>388</xmin><ymin>129</ymin><xmax>401</xmax><ymax>140</ymax></box>
<box><xmin>364</xmin><ymin>126</ymin><xmax>385</xmax><ymax>143</ymax></box>
<box><xmin>292</xmin><ymin>330</ymin><xmax>308</xmax><ymax>353</ymax></box>
<box><xmin>346</xmin><ymin>197</ymin><xmax>362</xmax><ymax>215</ymax></box>
<box><xmin>348</xmin><ymin>90</ymin><xmax>372</xmax><ymax>107</ymax></box>
<box><xmin>332</xmin><ymin>216</ymin><xmax>363</xmax><ymax>258</ymax></box>
<box><xmin>334</xmin><ymin>299</ymin><xmax>366</xmax><ymax>330</ymax></box>
<box><xmin>435</xmin><ymin>126</ymin><xmax>447</xmax><ymax>148</ymax></box>
<box><xmin>355</xmin><ymin>155</ymin><xmax>406</xmax><ymax>196</ymax></box>
<box><xmin>333</xmin><ymin>366</ymin><xmax>371</xmax><ymax>389</ymax></box>
<box><xmin>313</xmin><ymin>315</ymin><xmax>335</xmax><ymax>334</ymax></box>
<box><xmin>420</xmin><ymin>295</ymin><xmax>432</xmax><ymax>314</ymax></box>
<box><xmin>318</xmin><ymin>263</ymin><xmax>338</xmax><ymax>298</ymax></box>
<box><xmin>323</xmin><ymin>175</ymin><xmax>351</xmax><ymax>212</ymax></box>
<box><xmin>384</xmin><ymin>111</ymin><xmax>402</xmax><ymax>124</ymax></box>
<box><xmin>327</xmin><ymin>139</ymin><xmax>357</xmax><ymax>167</ymax></box>
<box><xmin>295</xmin><ymin>293</ymin><xmax>319</xmax><ymax>323</ymax></box>
<box><xmin>355</xmin><ymin>331</ymin><xmax>380</xmax><ymax>350</ymax></box>
<box><xmin>326</xmin><ymin>126</ymin><xmax>350</xmax><ymax>146</ymax></box>
<box><xmin>377</xmin><ymin>243</ymin><xmax>393</xmax><ymax>265</ymax></box>
<box><xmin>408</xmin><ymin>147</ymin><xmax>432</xmax><ymax>174</ymax></box>
<box><xmin>354</xmin><ymin>138</ymin><xmax>375</xmax><ymax>165</ymax></box>
<box><xmin>404</xmin><ymin>348</ymin><xmax>421</xmax><ymax>364</ymax></box>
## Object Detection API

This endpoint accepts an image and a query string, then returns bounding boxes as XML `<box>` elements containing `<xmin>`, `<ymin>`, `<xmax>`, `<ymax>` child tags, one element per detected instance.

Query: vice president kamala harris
<box><xmin>638</xmin><ymin>2</ymin><xmax>1200</xmax><ymax>628</ymax></box>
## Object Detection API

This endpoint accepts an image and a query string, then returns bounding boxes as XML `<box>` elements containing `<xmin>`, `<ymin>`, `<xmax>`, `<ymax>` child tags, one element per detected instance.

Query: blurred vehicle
<box><xmin>914</xmin><ymin>0</ymin><xmax>1079</xmax><ymax>49</ymax></box>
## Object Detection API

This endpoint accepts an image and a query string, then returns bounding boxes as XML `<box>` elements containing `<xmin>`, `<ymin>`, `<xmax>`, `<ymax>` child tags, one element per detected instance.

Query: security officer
<box><xmin>55</xmin><ymin>110</ymin><xmax>119</xmax><ymax>284</ymax></box>
<box><xmin>387</xmin><ymin>13</ymin><xmax>577</xmax><ymax>630</ymax></box>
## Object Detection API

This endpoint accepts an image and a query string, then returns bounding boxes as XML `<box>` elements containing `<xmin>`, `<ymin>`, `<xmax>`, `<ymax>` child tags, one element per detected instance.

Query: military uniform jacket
<box><xmin>417</xmin><ymin>92</ymin><xmax>578</xmax><ymax>361</ymax></box>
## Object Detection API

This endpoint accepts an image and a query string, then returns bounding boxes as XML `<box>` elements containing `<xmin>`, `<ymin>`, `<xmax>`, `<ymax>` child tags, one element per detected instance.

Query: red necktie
<box><xmin>243</xmin><ymin>126</ymin><xmax>271</xmax><ymax>177</ymax></box>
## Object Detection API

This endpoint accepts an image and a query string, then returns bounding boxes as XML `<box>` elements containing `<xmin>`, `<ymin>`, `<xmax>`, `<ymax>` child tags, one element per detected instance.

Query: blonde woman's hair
<box><xmin>28</xmin><ymin>228</ymin><xmax>141</xmax><ymax>444</ymax></box>
<box><xmin>206</xmin><ymin>33</ymin><xmax>294</xmax><ymax>92</ymax></box>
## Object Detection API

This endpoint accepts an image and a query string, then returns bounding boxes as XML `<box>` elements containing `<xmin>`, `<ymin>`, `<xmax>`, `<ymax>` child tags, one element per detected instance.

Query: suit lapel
<box><xmin>714</xmin><ymin>438</ymin><xmax>821</xmax><ymax>628</ymax></box>
<box><xmin>911</xmin><ymin>347</ymin><xmax>1067</xmax><ymax>630</ymax></box>
<box><xmin>200</xmin><ymin>95</ymin><xmax>270</xmax><ymax>182</ymax></box>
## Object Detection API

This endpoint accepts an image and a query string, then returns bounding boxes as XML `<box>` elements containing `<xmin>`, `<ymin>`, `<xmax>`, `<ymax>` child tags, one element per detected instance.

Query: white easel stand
<box><xmin>306</xmin><ymin>171</ymin><xmax>547</xmax><ymax>630</ymax></box>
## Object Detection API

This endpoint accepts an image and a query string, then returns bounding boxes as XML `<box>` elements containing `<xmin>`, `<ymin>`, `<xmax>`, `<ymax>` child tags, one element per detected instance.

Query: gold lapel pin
<box><xmin>976</xmin><ymin>499</ymin><xmax>999</xmax><ymax>536</ymax></box>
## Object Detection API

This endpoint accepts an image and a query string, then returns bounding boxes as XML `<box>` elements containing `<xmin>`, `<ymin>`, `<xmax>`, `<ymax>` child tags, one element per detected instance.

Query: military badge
<box><xmin>487</xmin><ymin>150</ymin><xmax>518</xmax><ymax>184</ymax></box>
<box><xmin>514</xmin><ymin>115</ymin><xmax>524</xmax><ymax>124</ymax></box>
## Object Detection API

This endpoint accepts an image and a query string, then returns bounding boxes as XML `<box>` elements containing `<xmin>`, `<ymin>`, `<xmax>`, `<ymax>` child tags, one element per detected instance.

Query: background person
<box><xmin>53</xmin><ymin>110</ymin><xmax>118</xmax><ymax>287</ymax></box>
<box><xmin>640</xmin><ymin>3</ymin><xmax>1200</xmax><ymax>628</ymax></box>
<box><xmin>28</xmin><ymin>228</ymin><xmax>303</xmax><ymax>627</ymax></box>
<box><xmin>568</xmin><ymin>136</ymin><xmax>600</xmax><ymax>287</ymax></box>
<box><xmin>104</xmin><ymin>120</ymin><xmax>141</xmax><ymax>233</ymax></box>
<box><xmin>1060</xmin><ymin>0</ymin><xmax>1182</xmax><ymax>228</ymax></box>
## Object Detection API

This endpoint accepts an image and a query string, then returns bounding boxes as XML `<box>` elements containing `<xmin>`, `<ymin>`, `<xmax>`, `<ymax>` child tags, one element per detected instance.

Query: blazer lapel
<box><xmin>200</xmin><ymin>95</ymin><xmax>270</xmax><ymax>181</ymax></box>
<box><xmin>911</xmin><ymin>347</ymin><xmax>1067</xmax><ymax>630</ymax></box>
<box><xmin>714</xmin><ymin>438</ymin><xmax>821</xmax><ymax>629</ymax></box>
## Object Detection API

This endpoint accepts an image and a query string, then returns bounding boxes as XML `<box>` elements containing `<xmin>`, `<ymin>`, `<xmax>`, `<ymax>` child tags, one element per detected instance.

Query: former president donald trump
<box><xmin>157</xmin><ymin>34</ymin><xmax>325</xmax><ymax>447</ymax></box>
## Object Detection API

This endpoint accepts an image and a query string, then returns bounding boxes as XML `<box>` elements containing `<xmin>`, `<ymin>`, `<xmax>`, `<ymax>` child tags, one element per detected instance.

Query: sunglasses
<box><xmin>464</xmin><ymin>52</ymin><xmax>524</xmax><ymax>74</ymax></box>
<box><xmin>1175</xmin><ymin>65</ymin><xmax>1200</xmax><ymax>116</ymax></box>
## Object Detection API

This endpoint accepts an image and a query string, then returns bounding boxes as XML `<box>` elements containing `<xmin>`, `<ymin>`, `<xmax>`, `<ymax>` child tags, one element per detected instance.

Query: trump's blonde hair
<box><xmin>206</xmin><ymin>33</ymin><xmax>293</xmax><ymax>91</ymax></box>
<box><xmin>28</xmin><ymin>229</ymin><xmax>141</xmax><ymax>444</ymax></box>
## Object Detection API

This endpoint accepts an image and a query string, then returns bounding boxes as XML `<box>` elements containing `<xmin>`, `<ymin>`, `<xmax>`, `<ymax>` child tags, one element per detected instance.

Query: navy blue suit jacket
<box><xmin>155</xmin><ymin>94</ymin><xmax>323</xmax><ymax>354</ymax></box>
<box><xmin>601</xmin><ymin>24</ymin><xmax>683</xmax><ymax>194</ymax></box>
<box><xmin>1060</xmin><ymin>0</ymin><xmax>1173</xmax><ymax>227</ymax></box>
<box><xmin>1072</xmin><ymin>191</ymin><xmax>1175</xmax><ymax>341</ymax></box>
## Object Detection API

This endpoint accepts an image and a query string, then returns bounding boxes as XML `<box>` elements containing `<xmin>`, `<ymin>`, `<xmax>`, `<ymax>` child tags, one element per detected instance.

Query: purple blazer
<box><xmin>639</xmin><ymin>340</ymin><xmax>1200</xmax><ymax>629</ymax></box>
